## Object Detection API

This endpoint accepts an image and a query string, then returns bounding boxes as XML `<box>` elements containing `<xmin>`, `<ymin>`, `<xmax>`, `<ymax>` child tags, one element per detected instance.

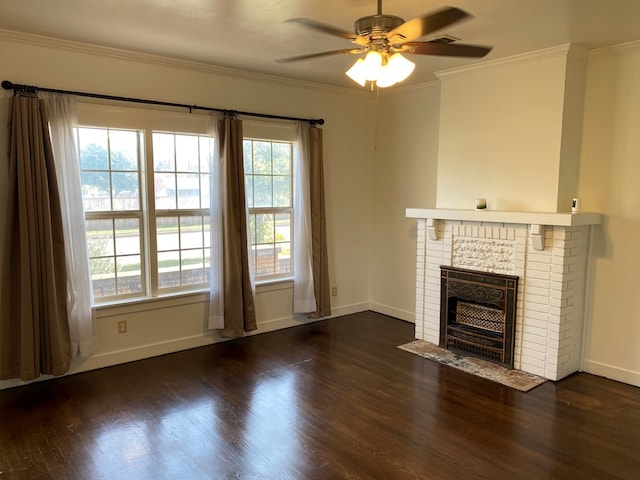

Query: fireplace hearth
<box><xmin>440</xmin><ymin>266</ymin><xmax>518</xmax><ymax>368</ymax></box>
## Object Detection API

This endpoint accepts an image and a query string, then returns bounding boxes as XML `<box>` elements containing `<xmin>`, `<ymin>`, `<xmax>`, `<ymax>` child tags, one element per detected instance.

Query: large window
<box><xmin>76</xmin><ymin>106</ymin><xmax>297</xmax><ymax>303</ymax></box>
<box><xmin>77</xmin><ymin>105</ymin><xmax>213</xmax><ymax>302</ymax></box>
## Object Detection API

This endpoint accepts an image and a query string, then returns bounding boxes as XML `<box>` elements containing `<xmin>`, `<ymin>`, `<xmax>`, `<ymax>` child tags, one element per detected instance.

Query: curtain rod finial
<box><xmin>2</xmin><ymin>80</ymin><xmax>14</xmax><ymax>91</ymax></box>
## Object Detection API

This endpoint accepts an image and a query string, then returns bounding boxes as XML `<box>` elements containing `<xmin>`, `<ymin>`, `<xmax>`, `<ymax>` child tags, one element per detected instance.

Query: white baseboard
<box><xmin>329</xmin><ymin>302</ymin><xmax>370</xmax><ymax>318</ymax></box>
<box><xmin>583</xmin><ymin>359</ymin><xmax>640</xmax><ymax>387</ymax></box>
<box><xmin>0</xmin><ymin>305</ymin><xmax>373</xmax><ymax>391</ymax></box>
<box><xmin>369</xmin><ymin>303</ymin><xmax>415</xmax><ymax>323</ymax></box>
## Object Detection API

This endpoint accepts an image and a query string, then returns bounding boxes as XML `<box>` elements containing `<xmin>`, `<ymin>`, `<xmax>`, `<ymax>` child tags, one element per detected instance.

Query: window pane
<box><xmin>255</xmin><ymin>213</ymin><xmax>274</xmax><ymax>244</ymax></box>
<box><xmin>180</xmin><ymin>216</ymin><xmax>204</xmax><ymax>249</ymax></box>
<box><xmin>244</xmin><ymin>176</ymin><xmax>254</xmax><ymax>208</ymax></box>
<box><xmin>157</xmin><ymin>217</ymin><xmax>179</xmax><ymax>251</ymax></box>
<box><xmin>86</xmin><ymin>219</ymin><xmax>115</xmax><ymax>257</ymax></box>
<box><xmin>253</xmin><ymin>141</ymin><xmax>272</xmax><ymax>174</ymax></box>
<box><xmin>114</xmin><ymin>218</ymin><xmax>140</xmax><ymax>256</ymax></box>
<box><xmin>91</xmin><ymin>257</ymin><xmax>115</xmax><ymax>298</ymax></box>
<box><xmin>276</xmin><ymin>242</ymin><xmax>291</xmax><ymax>274</ymax></box>
<box><xmin>153</xmin><ymin>133</ymin><xmax>175</xmax><ymax>172</ymax></box>
<box><xmin>158</xmin><ymin>250</ymin><xmax>180</xmax><ymax>289</ymax></box>
<box><xmin>199</xmin><ymin>137</ymin><xmax>212</xmax><ymax>173</ymax></box>
<box><xmin>81</xmin><ymin>171</ymin><xmax>111</xmax><ymax>211</ymax></box>
<box><xmin>79</xmin><ymin>128</ymin><xmax>109</xmax><ymax>170</ymax></box>
<box><xmin>203</xmin><ymin>216</ymin><xmax>211</xmax><ymax>249</ymax></box>
<box><xmin>153</xmin><ymin>133</ymin><xmax>211</xmax><ymax>213</ymax></box>
<box><xmin>176</xmin><ymin>134</ymin><xmax>199</xmax><ymax>172</ymax></box>
<box><xmin>86</xmin><ymin>218</ymin><xmax>116</xmax><ymax>299</ymax></box>
<box><xmin>272</xmin><ymin>143</ymin><xmax>291</xmax><ymax>174</ymax></box>
<box><xmin>177</xmin><ymin>173</ymin><xmax>200</xmax><ymax>209</ymax></box>
<box><xmin>116</xmin><ymin>255</ymin><xmax>142</xmax><ymax>295</ymax></box>
<box><xmin>111</xmin><ymin>172</ymin><xmax>139</xmax><ymax>210</ymax></box>
<box><xmin>155</xmin><ymin>173</ymin><xmax>176</xmax><ymax>210</ymax></box>
<box><xmin>243</xmin><ymin>140</ymin><xmax>253</xmax><ymax>174</ymax></box>
<box><xmin>200</xmin><ymin>174</ymin><xmax>210</xmax><ymax>209</ymax></box>
<box><xmin>255</xmin><ymin>244</ymin><xmax>275</xmax><ymax>277</ymax></box>
<box><xmin>254</xmin><ymin>176</ymin><xmax>272</xmax><ymax>208</ymax></box>
<box><xmin>273</xmin><ymin>175</ymin><xmax>291</xmax><ymax>207</ymax></box>
<box><xmin>109</xmin><ymin>130</ymin><xmax>138</xmax><ymax>171</ymax></box>
<box><xmin>275</xmin><ymin>213</ymin><xmax>291</xmax><ymax>243</ymax></box>
<box><xmin>181</xmin><ymin>249</ymin><xmax>205</xmax><ymax>285</ymax></box>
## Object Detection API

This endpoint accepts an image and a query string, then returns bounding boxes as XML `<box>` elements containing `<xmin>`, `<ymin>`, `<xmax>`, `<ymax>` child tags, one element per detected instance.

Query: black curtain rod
<box><xmin>1</xmin><ymin>80</ymin><xmax>324</xmax><ymax>126</ymax></box>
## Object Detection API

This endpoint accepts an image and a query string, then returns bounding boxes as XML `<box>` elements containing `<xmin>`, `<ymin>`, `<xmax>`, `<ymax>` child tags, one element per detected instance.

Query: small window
<box><xmin>152</xmin><ymin>132</ymin><xmax>213</xmax><ymax>292</ymax></box>
<box><xmin>244</xmin><ymin>139</ymin><xmax>293</xmax><ymax>281</ymax></box>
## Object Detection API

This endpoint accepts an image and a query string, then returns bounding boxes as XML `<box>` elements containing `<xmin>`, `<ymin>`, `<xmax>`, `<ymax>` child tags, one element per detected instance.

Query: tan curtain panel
<box><xmin>218</xmin><ymin>115</ymin><xmax>257</xmax><ymax>337</ymax></box>
<box><xmin>308</xmin><ymin>127</ymin><xmax>331</xmax><ymax>318</ymax></box>
<box><xmin>0</xmin><ymin>94</ymin><xmax>71</xmax><ymax>380</ymax></box>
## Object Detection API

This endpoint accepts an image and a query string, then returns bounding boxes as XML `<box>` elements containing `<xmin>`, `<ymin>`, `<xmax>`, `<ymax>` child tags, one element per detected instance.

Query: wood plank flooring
<box><xmin>0</xmin><ymin>311</ymin><xmax>639</xmax><ymax>479</ymax></box>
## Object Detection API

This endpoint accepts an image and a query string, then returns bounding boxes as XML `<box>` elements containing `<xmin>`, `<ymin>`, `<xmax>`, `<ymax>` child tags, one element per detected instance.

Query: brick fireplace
<box><xmin>407</xmin><ymin>208</ymin><xmax>602</xmax><ymax>381</ymax></box>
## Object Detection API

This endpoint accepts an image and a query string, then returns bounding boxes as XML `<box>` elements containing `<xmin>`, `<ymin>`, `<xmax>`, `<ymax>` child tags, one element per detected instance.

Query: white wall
<box><xmin>435</xmin><ymin>46</ymin><xmax>577</xmax><ymax>212</ymax></box>
<box><xmin>579</xmin><ymin>42</ymin><xmax>640</xmax><ymax>386</ymax></box>
<box><xmin>370</xmin><ymin>83</ymin><xmax>441</xmax><ymax>320</ymax></box>
<box><xmin>0</xmin><ymin>32</ymin><xmax>376</xmax><ymax>389</ymax></box>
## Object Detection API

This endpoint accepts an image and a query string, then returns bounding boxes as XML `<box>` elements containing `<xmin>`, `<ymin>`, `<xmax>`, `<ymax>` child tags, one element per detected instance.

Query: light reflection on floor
<box><xmin>87</xmin><ymin>371</ymin><xmax>302</xmax><ymax>478</ymax></box>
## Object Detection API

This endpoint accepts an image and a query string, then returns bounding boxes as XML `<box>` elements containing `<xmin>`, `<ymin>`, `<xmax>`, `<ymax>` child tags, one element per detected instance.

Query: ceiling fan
<box><xmin>276</xmin><ymin>1</ymin><xmax>492</xmax><ymax>88</ymax></box>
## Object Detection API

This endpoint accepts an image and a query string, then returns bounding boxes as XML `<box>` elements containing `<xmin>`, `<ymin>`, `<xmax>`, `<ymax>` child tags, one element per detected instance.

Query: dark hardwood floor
<box><xmin>0</xmin><ymin>312</ymin><xmax>638</xmax><ymax>479</ymax></box>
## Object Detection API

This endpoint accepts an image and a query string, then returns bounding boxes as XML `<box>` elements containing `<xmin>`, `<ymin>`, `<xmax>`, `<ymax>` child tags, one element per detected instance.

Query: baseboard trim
<box><xmin>583</xmin><ymin>359</ymin><xmax>640</xmax><ymax>387</ymax></box>
<box><xmin>0</xmin><ymin>305</ymin><xmax>373</xmax><ymax>391</ymax></box>
<box><xmin>369</xmin><ymin>303</ymin><xmax>415</xmax><ymax>323</ymax></box>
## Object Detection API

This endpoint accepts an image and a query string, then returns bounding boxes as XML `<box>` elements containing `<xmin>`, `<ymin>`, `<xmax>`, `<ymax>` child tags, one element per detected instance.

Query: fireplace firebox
<box><xmin>440</xmin><ymin>266</ymin><xmax>519</xmax><ymax>368</ymax></box>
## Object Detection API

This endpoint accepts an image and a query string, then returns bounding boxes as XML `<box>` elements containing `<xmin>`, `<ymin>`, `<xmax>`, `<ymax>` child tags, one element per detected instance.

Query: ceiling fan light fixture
<box><xmin>345</xmin><ymin>58</ymin><xmax>367</xmax><ymax>86</ymax></box>
<box><xmin>346</xmin><ymin>51</ymin><xmax>415</xmax><ymax>88</ymax></box>
<box><xmin>361</xmin><ymin>50</ymin><xmax>383</xmax><ymax>80</ymax></box>
<box><xmin>386</xmin><ymin>53</ymin><xmax>415</xmax><ymax>82</ymax></box>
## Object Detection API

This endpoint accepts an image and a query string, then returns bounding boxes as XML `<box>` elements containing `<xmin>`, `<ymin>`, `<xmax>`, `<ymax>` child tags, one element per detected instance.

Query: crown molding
<box><xmin>380</xmin><ymin>78</ymin><xmax>440</xmax><ymax>95</ymax></box>
<box><xmin>0</xmin><ymin>28</ymin><xmax>368</xmax><ymax>97</ymax></box>
<box><xmin>434</xmin><ymin>44</ymin><xmax>586</xmax><ymax>79</ymax></box>
<box><xmin>589</xmin><ymin>39</ymin><xmax>640</xmax><ymax>59</ymax></box>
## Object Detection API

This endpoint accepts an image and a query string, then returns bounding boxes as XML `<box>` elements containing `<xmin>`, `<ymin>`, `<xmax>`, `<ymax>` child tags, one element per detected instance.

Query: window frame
<box><xmin>77</xmin><ymin>103</ymin><xmax>213</xmax><ymax>303</ymax></box>
<box><xmin>76</xmin><ymin>105</ymin><xmax>299</xmax><ymax>305</ymax></box>
<box><xmin>242</xmin><ymin>120</ymin><xmax>297</xmax><ymax>283</ymax></box>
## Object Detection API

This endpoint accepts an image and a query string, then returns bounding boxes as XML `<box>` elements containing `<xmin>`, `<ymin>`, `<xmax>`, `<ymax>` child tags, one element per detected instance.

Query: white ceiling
<box><xmin>1</xmin><ymin>0</ymin><xmax>639</xmax><ymax>89</ymax></box>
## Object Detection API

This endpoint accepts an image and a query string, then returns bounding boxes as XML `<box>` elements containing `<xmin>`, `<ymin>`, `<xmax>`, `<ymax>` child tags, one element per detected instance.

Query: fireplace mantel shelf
<box><xmin>406</xmin><ymin>208</ymin><xmax>602</xmax><ymax>227</ymax></box>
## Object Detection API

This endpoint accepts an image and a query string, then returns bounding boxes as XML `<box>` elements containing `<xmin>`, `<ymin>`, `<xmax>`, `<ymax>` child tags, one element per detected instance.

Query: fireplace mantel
<box><xmin>406</xmin><ymin>208</ymin><xmax>602</xmax><ymax>227</ymax></box>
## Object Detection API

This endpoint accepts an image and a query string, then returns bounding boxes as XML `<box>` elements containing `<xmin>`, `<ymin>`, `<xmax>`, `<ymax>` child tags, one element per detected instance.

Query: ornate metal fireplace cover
<box><xmin>439</xmin><ymin>266</ymin><xmax>518</xmax><ymax>368</ymax></box>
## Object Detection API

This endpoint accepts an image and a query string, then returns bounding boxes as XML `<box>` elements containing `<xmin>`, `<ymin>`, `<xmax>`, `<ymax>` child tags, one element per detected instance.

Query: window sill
<box><xmin>94</xmin><ymin>279</ymin><xmax>294</xmax><ymax>319</ymax></box>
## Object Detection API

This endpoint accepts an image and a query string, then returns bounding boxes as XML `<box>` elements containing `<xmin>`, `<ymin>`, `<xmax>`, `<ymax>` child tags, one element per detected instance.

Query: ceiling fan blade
<box><xmin>275</xmin><ymin>48</ymin><xmax>364</xmax><ymax>63</ymax></box>
<box><xmin>386</xmin><ymin>7</ymin><xmax>470</xmax><ymax>44</ymax></box>
<box><xmin>404</xmin><ymin>41</ymin><xmax>492</xmax><ymax>58</ymax></box>
<box><xmin>285</xmin><ymin>18</ymin><xmax>368</xmax><ymax>46</ymax></box>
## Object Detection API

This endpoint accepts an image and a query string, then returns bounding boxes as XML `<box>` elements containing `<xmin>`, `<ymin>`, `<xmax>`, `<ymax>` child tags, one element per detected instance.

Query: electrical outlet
<box><xmin>331</xmin><ymin>287</ymin><xmax>338</xmax><ymax>296</ymax></box>
<box><xmin>117</xmin><ymin>320</ymin><xmax>127</xmax><ymax>334</ymax></box>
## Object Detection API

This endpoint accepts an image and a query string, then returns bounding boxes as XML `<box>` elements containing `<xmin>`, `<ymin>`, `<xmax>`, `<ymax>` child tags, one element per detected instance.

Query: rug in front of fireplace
<box><xmin>398</xmin><ymin>340</ymin><xmax>546</xmax><ymax>392</ymax></box>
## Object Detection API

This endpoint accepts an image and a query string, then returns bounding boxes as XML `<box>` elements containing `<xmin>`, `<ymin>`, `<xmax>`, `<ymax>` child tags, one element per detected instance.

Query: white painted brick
<box><xmin>522</xmin><ymin>309</ymin><xmax>549</xmax><ymax>323</ymax></box>
<box><xmin>552</xmin><ymin>228</ymin><xmax>567</xmax><ymax>240</ymax></box>
<box><xmin>551</xmin><ymin>263</ymin><xmax>569</xmax><ymax>274</ymax></box>
<box><xmin>522</xmin><ymin>323</ymin><xmax>548</xmax><ymax>337</ymax></box>
<box><xmin>522</xmin><ymin>340</ymin><xmax>547</xmax><ymax>354</ymax></box>
<box><xmin>524</xmin><ymin>292</ymin><xmax>549</xmax><ymax>305</ymax></box>
<box><xmin>524</xmin><ymin>351</ymin><xmax>549</xmax><ymax>366</ymax></box>
<box><xmin>527</xmin><ymin>261</ymin><xmax>552</xmax><ymax>273</ymax></box>
<box><xmin>526</xmin><ymin>269</ymin><xmax>551</xmax><ymax>281</ymax></box>
<box><xmin>524</xmin><ymin>277</ymin><xmax>551</xmax><ymax>289</ymax></box>
<box><xmin>525</xmin><ymin>285</ymin><xmax>550</xmax><ymax>297</ymax></box>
